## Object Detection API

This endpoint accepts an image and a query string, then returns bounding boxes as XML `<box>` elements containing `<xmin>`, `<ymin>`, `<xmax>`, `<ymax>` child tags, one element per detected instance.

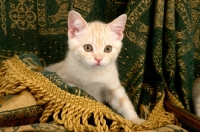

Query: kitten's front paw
<box><xmin>132</xmin><ymin>118</ymin><xmax>145</xmax><ymax>125</ymax></box>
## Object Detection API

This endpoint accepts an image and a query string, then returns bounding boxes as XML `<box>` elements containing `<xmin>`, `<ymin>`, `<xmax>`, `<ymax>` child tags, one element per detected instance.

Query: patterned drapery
<box><xmin>0</xmin><ymin>0</ymin><xmax>199</xmax><ymax>131</ymax></box>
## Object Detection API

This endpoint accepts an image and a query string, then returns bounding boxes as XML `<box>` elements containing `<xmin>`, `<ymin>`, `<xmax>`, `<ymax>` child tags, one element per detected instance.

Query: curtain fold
<box><xmin>120</xmin><ymin>0</ymin><xmax>200</xmax><ymax>119</ymax></box>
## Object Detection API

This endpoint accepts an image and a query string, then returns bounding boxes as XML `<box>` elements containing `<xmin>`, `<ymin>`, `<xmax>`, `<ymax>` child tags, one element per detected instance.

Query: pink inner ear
<box><xmin>68</xmin><ymin>22</ymin><xmax>84</xmax><ymax>38</ymax></box>
<box><xmin>68</xmin><ymin>11</ymin><xmax>87</xmax><ymax>38</ymax></box>
<box><xmin>68</xmin><ymin>20</ymin><xmax>86</xmax><ymax>38</ymax></box>
<box><xmin>110</xmin><ymin>24</ymin><xmax>125</xmax><ymax>40</ymax></box>
<box><xmin>68</xmin><ymin>29</ymin><xmax>77</xmax><ymax>38</ymax></box>
<box><xmin>109</xmin><ymin>14</ymin><xmax>127</xmax><ymax>40</ymax></box>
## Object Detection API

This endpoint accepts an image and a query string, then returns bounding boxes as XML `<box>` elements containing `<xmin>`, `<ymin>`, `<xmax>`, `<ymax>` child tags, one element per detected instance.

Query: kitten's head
<box><xmin>67</xmin><ymin>11</ymin><xmax>127</xmax><ymax>68</ymax></box>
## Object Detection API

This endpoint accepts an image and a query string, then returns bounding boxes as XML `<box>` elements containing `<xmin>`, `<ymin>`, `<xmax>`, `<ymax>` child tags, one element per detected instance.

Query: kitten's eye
<box><xmin>104</xmin><ymin>45</ymin><xmax>112</xmax><ymax>53</ymax></box>
<box><xmin>83</xmin><ymin>44</ymin><xmax>93</xmax><ymax>52</ymax></box>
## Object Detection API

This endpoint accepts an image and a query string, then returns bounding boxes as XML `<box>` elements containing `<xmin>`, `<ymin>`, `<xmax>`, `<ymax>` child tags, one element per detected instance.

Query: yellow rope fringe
<box><xmin>167</xmin><ymin>89</ymin><xmax>184</xmax><ymax>109</ymax></box>
<box><xmin>0</xmin><ymin>55</ymin><xmax>175</xmax><ymax>132</ymax></box>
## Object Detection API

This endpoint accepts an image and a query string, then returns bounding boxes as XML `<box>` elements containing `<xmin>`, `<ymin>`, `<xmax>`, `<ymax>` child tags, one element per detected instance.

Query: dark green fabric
<box><xmin>0</xmin><ymin>0</ymin><xmax>200</xmax><ymax>131</ymax></box>
<box><xmin>117</xmin><ymin>0</ymin><xmax>200</xmax><ymax>118</ymax></box>
<box><xmin>0</xmin><ymin>0</ymin><xmax>117</xmax><ymax>64</ymax></box>
<box><xmin>0</xmin><ymin>105</ymin><xmax>43</xmax><ymax>127</ymax></box>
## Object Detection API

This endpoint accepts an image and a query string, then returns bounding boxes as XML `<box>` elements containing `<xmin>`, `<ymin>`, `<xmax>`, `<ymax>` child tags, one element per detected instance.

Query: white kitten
<box><xmin>45</xmin><ymin>11</ymin><xmax>144</xmax><ymax>124</ymax></box>
<box><xmin>193</xmin><ymin>77</ymin><xmax>200</xmax><ymax>117</ymax></box>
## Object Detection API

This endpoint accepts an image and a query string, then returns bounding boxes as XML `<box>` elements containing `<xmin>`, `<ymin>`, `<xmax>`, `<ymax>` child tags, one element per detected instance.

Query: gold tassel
<box><xmin>0</xmin><ymin>55</ymin><xmax>175</xmax><ymax>131</ymax></box>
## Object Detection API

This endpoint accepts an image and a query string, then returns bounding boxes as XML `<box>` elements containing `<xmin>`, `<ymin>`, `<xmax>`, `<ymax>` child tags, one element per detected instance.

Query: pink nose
<box><xmin>95</xmin><ymin>58</ymin><xmax>102</xmax><ymax>64</ymax></box>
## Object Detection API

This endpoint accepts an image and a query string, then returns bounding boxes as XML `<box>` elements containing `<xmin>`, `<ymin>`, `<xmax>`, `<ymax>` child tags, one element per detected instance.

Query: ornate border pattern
<box><xmin>0</xmin><ymin>0</ymin><xmax>6</xmax><ymax>34</ymax></box>
<box><xmin>9</xmin><ymin>0</ymin><xmax>36</xmax><ymax>30</ymax></box>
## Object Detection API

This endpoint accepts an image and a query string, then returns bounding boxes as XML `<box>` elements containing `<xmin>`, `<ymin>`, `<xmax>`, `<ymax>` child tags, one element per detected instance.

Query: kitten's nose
<box><xmin>95</xmin><ymin>58</ymin><xmax>102</xmax><ymax>63</ymax></box>
<box><xmin>94</xmin><ymin>58</ymin><xmax>102</xmax><ymax>65</ymax></box>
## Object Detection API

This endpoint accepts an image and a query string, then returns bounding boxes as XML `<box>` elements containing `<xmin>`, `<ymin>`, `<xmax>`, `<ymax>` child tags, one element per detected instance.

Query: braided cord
<box><xmin>0</xmin><ymin>55</ymin><xmax>175</xmax><ymax>131</ymax></box>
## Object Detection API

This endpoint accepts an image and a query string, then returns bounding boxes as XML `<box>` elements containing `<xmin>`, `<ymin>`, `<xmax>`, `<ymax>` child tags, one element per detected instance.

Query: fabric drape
<box><xmin>0</xmin><ymin>0</ymin><xmax>199</xmax><ymax>131</ymax></box>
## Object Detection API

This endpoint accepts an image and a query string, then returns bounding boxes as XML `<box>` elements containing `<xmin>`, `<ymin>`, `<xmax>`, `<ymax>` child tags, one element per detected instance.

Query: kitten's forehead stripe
<box><xmin>88</xmin><ymin>21</ymin><xmax>108</xmax><ymax>51</ymax></box>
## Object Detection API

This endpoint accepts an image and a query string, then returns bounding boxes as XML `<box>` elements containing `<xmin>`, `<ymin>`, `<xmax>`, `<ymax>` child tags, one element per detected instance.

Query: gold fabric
<box><xmin>0</xmin><ymin>55</ymin><xmax>184</xmax><ymax>131</ymax></box>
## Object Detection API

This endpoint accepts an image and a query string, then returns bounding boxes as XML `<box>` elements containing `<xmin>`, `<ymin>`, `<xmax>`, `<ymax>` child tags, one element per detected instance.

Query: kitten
<box><xmin>193</xmin><ymin>77</ymin><xmax>200</xmax><ymax>117</ymax></box>
<box><xmin>45</xmin><ymin>11</ymin><xmax>144</xmax><ymax>124</ymax></box>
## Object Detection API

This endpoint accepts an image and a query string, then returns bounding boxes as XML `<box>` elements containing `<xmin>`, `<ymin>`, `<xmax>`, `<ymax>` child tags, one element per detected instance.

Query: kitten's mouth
<box><xmin>95</xmin><ymin>63</ymin><xmax>101</xmax><ymax>66</ymax></box>
<box><xmin>94</xmin><ymin>61</ymin><xmax>101</xmax><ymax>66</ymax></box>
<box><xmin>93</xmin><ymin>62</ymin><xmax>103</xmax><ymax>67</ymax></box>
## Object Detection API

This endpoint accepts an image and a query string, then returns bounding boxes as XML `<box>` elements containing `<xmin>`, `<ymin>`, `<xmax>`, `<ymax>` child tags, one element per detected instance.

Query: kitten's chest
<box><xmin>76</xmin><ymin>81</ymin><xmax>105</xmax><ymax>102</ymax></box>
<box><xmin>64</xmin><ymin>61</ymin><xmax>118</xmax><ymax>102</ymax></box>
<box><xmin>68</xmin><ymin>64</ymin><xmax>115</xmax><ymax>85</ymax></box>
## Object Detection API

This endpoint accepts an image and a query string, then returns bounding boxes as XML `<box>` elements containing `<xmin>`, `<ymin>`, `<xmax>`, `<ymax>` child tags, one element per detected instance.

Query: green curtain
<box><xmin>0</xmin><ymin>0</ymin><xmax>113</xmax><ymax>63</ymax></box>
<box><xmin>0</xmin><ymin>0</ymin><xmax>200</xmax><ymax>131</ymax></box>
<box><xmin>119</xmin><ymin>0</ymin><xmax>200</xmax><ymax>118</ymax></box>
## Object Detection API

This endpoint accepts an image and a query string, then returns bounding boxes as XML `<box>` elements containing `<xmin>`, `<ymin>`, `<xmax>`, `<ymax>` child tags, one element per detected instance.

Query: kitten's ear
<box><xmin>68</xmin><ymin>11</ymin><xmax>88</xmax><ymax>38</ymax></box>
<box><xmin>108</xmin><ymin>14</ymin><xmax>127</xmax><ymax>40</ymax></box>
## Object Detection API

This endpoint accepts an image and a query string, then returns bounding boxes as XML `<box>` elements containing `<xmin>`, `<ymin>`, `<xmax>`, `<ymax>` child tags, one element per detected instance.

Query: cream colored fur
<box><xmin>45</xmin><ymin>11</ymin><xmax>144</xmax><ymax>124</ymax></box>
<box><xmin>193</xmin><ymin>77</ymin><xmax>200</xmax><ymax>117</ymax></box>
